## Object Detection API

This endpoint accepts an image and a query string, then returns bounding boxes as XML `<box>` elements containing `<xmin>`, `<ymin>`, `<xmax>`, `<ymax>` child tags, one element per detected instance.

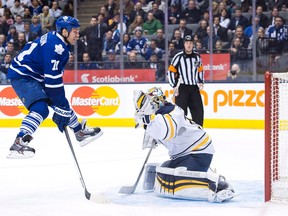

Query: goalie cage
<box><xmin>265</xmin><ymin>71</ymin><xmax>288</xmax><ymax>203</ymax></box>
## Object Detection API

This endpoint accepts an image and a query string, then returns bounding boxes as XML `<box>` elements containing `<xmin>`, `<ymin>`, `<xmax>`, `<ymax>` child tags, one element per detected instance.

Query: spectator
<box><xmin>0</xmin><ymin>53</ymin><xmax>12</xmax><ymax>78</ymax></box>
<box><xmin>195</xmin><ymin>40</ymin><xmax>207</xmax><ymax>54</ymax></box>
<box><xmin>267</xmin><ymin>6</ymin><xmax>281</xmax><ymax>26</ymax></box>
<box><xmin>0</xmin><ymin>34</ymin><xmax>7</xmax><ymax>49</ymax></box>
<box><xmin>219</xmin><ymin>8</ymin><xmax>231</xmax><ymax>28</ymax></box>
<box><xmin>226</xmin><ymin>25</ymin><xmax>250</xmax><ymax>49</ymax></box>
<box><xmin>142</xmin><ymin>11</ymin><xmax>163</xmax><ymax>35</ymax></box>
<box><xmin>256</xmin><ymin>27</ymin><xmax>269</xmax><ymax>57</ymax></box>
<box><xmin>155</xmin><ymin>28</ymin><xmax>165</xmax><ymax>51</ymax></box>
<box><xmin>170</xmin><ymin>29</ymin><xmax>184</xmax><ymax>50</ymax></box>
<box><xmin>102</xmin><ymin>30</ymin><xmax>117</xmax><ymax>56</ymax></box>
<box><xmin>38</xmin><ymin>5</ymin><xmax>54</xmax><ymax>33</ymax></box>
<box><xmin>213</xmin><ymin>16</ymin><xmax>228</xmax><ymax>42</ymax></box>
<box><xmin>23</xmin><ymin>22</ymin><xmax>37</xmax><ymax>42</ymax></box>
<box><xmin>80</xmin><ymin>14</ymin><xmax>117</xmax><ymax>61</ymax></box>
<box><xmin>212</xmin><ymin>0</ymin><xmax>220</xmax><ymax>16</ymax></box>
<box><xmin>126</xmin><ymin>26</ymin><xmax>148</xmax><ymax>56</ymax></box>
<box><xmin>147</xmin><ymin>0</ymin><xmax>165</xmax><ymax>12</ymax></box>
<box><xmin>181</xmin><ymin>0</ymin><xmax>201</xmax><ymax>24</ymax></box>
<box><xmin>201</xmin><ymin>26</ymin><xmax>221</xmax><ymax>50</ymax></box>
<box><xmin>168</xmin><ymin>3</ymin><xmax>181</xmax><ymax>24</ymax></box>
<box><xmin>30</xmin><ymin>15</ymin><xmax>42</xmax><ymax>37</ymax></box>
<box><xmin>244</xmin><ymin>17</ymin><xmax>261</xmax><ymax>40</ymax></box>
<box><xmin>123</xmin><ymin>0</ymin><xmax>135</xmax><ymax>19</ymax></box>
<box><xmin>6</xmin><ymin>41</ymin><xmax>19</xmax><ymax>58</ymax></box>
<box><xmin>194</xmin><ymin>19</ymin><xmax>208</xmax><ymax>39</ymax></box>
<box><xmin>10</xmin><ymin>0</ymin><xmax>25</xmax><ymax>19</ymax></box>
<box><xmin>145</xmin><ymin>52</ymin><xmax>165</xmax><ymax>81</ymax></box>
<box><xmin>20</xmin><ymin>0</ymin><xmax>31</xmax><ymax>8</ymax></box>
<box><xmin>240</xmin><ymin>0</ymin><xmax>252</xmax><ymax>13</ymax></box>
<box><xmin>130</xmin><ymin>1</ymin><xmax>146</xmax><ymax>24</ymax></box>
<box><xmin>227</xmin><ymin>7</ymin><xmax>250</xmax><ymax>33</ymax></box>
<box><xmin>108</xmin><ymin>13</ymin><xmax>127</xmax><ymax>37</ymax></box>
<box><xmin>14</xmin><ymin>32</ymin><xmax>27</xmax><ymax>52</ymax></box>
<box><xmin>150</xmin><ymin>1</ymin><xmax>165</xmax><ymax>24</ymax></box>
<box><xmin>141</xmin><ymin>38</ymin><xmax>163</xmax><ymax>61</ymax></box>
<box><xmin>252</xmin><ymin>5</ymin><xmax>269</xmax><ymax>29</ymax></box>
<box><xmin>103</xmin><ymin>49</ymin><xmax>120</xmax><ymax>69</ymax></box>
<box><xmin>265</xmin><ymin>15</ymin><xmax>287</xmax><ymax>54</ymax></box>
<box><xmin>214</xmin><ymin>39</ymin><xmax>228</xmax><ymax>53</ymax></box>
<box><xmin>124</xmin><ymin>52</ymin><xmax>143</xmax><ymax>69</ymax></box>
<box><xmin>229</xmin><ymin>37</ymin><xmax>250</xmax><ymax>62</ymax></box>
<box><xmin>139</xmin><ymin>0</ymin><xmax>149</xmax><ymax>13</ymax></box>
<box><xmin>115</xmin><ymin>33</ymin><xmax>130</xmax><ymax>55</ymax></box>
<box><xmin>0</xmin><ymin>16</ymin><xmax>10</xmax><ymax>35</ymax></box>
<box><xmin>29</xmin><ymin>0</ymin><xmax>43</xmax><ymax>16</ymax></box>
<box><xmin>79</xmin><ymin>52</ymin><xmax>99</xmax><ymax>70</ymax></box>
<box><xmin>172</xmin><ymin>18</ymin><xmax>193</xmax><ymax>39</ymax></box>
<box><xmin>268</xmin><ymin>0</ymin><xmax>287</xmax><ymax>11</ymax></box>
<box><xmin>23</xmin><ymin>6</ymin><xmax>33</xmax><ymax>23</ymax></box>
<box><xmin>226</xmin><ymin>63</ymin><xmax>242</xmax><ymax>81</ymax></box>
<box><xmin>65</xmin><ymin>53</ymin><xmax>74</xmax><ymax>70</ymax></box>
<box><xmin>167</xmin><ymin>41</ymin><xmax>178</xmax><ymax>59</ymax></box>
<box><xmin>7</xmin><ymin>25</ymin><xmax>18</xmax><ymax>43</ymax></box>
<box><xmin>104</xmin><ymin>0</ymin><xmax>118</xmax><ymax>20</ymax></box>
<box><xmin>197</xmin><ymin>0</ymin><xmax>209</xmax><ymax>13</ymax></box>
<box><xmin>14</xmin><ymin>15</ymin><xmax>25</xmax><ymax>33</ymax></box>
<box><xmin>128</xmin><ymin>15</ymin><xmax>144</xmax><ymax>34</ymax></box>
<box><xmin>49</xmin><ymin>1</ymin><xmax>62</xmax><ymax>20</ymax></box>
<box><xmin>99</xmin><ymin>6</ymin><xmax>110</xmax><ymax>24</ymax></box>
<box><xmin>62</xmin><ymin>0</ymin><xmax>73</xmax><ymax>17</ymax></box>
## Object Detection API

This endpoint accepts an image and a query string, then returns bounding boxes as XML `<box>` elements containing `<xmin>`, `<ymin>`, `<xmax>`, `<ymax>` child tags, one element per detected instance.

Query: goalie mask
<box><xmin>133</xmin><ymin>90</ymin><xmax>157</xmax><ymax>115</ymax></box>
<box><xmin>147</xmin><ymin>87</ymin><xmax>166</xmax><ymax>110</ymax></box>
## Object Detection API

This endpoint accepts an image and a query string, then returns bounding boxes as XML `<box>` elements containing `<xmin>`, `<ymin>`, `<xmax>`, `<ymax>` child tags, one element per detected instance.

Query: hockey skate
<box><xmin>75</xmin><ymin>119</ymin><xmax>103</xmax><ymax>147</ymax></box>
<box><xmin>7</xmin><ymin>134</ymin><xmax>35</xmax><ymax>159</ymax></box>
<box><xmin>208</xmin><ymin>176</ymin><xmax>236</xmax><ymax>203</ymax></box>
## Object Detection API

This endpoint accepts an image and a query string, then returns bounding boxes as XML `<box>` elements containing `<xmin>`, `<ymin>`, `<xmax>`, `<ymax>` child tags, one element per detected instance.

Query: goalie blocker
<box><xmin>143</xmin><ymin>164</ymin><xmax>235</xmax><ymax>203</ymax></box>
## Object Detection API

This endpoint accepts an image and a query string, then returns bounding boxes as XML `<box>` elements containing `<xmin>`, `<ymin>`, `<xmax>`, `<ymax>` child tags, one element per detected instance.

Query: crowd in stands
<box><xmin>1</xmin><ymin>0</ymin><xmax>288</xmax><ymax>83</ymax></box>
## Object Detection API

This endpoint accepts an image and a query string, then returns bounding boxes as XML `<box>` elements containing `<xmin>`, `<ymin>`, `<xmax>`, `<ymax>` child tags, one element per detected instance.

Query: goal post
<box><xmin>265</xmin><ymin>71</ymin><xmax>288</xmax><ymax>203</ymax></box>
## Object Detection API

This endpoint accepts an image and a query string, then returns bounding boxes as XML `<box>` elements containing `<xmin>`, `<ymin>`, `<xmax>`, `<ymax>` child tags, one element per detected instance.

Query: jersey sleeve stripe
<box><xmin>44</xmin><ymin>73</ymin><xmax>63</xmax><ymax>79</ymax></box>
<box><xmin>45</xmin><ymin>83</ymin><xmax>64</xmax><ymax>88</ymax></box>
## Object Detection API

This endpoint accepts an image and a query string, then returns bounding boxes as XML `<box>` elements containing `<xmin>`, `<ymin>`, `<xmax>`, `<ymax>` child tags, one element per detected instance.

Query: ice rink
<box><xmin>1</xmin><ymin>127</ymin><xmax>288</xmax><ymax>216</ymax></box>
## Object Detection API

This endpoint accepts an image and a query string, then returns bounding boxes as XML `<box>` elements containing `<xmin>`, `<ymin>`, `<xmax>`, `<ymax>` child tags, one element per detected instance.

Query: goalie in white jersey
<box><xmin>134</xmin><ymin>87</ymin><xmax>235</xmax><ymax>202</ymax></box>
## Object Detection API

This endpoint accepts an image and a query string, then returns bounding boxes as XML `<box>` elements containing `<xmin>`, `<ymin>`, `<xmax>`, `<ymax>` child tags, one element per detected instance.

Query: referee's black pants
<box><xmin>175</xmin><ymin>84</ymin><xmax>204</xmax><ymax>126</ymax></box>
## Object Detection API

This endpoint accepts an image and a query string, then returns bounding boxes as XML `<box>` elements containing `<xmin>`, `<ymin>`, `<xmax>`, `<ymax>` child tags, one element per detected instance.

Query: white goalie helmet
<box><xmin>133</xmin><ymin>87</ymin><xmax>166</xmax><ymax>115</ymax></box>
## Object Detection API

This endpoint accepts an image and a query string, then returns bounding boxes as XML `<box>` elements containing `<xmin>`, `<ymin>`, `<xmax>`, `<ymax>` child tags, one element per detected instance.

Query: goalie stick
<box><xmin>118</xmin><ymin>145</ymin><xmax>153</xmax><ymax>194</ymax></box>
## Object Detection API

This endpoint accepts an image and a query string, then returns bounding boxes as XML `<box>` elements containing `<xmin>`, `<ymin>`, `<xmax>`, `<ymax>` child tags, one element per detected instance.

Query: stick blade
<box><xmin>118</xmin><ymin>185</ymin><xmax>136</xmax><ymax>194</ymax></box>
<box><xmin>85</xmin><ymin>188</ymin><xmax>91</xmax><ymax>200</ymax></box>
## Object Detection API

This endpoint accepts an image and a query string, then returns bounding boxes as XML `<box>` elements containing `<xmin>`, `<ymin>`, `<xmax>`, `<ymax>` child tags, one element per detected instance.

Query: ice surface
<box><xmin>1</xmin><ymin>127</ymin><xmax>288</xmax><ymax>216</ymax></box>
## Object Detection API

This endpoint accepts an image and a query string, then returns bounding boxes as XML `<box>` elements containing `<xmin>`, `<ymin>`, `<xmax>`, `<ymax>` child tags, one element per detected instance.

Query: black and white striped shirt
<box><xmin>167</xmin><ymin>51</ymin><xmax>204</xmax><ymax>87</ymax></box>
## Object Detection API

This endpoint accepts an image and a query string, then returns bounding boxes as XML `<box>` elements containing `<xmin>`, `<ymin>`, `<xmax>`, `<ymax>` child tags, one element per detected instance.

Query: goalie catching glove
<box><xmin>52</xmin><ymin>106</ymin><xmax>72</xmax><ymax>132</ymax></box>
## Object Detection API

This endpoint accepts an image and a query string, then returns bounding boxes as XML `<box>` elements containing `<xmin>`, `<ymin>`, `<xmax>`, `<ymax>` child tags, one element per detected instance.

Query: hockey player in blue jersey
<box><xmin>7</xmin><ymin>16</ymin><xmax>103</xmax><ymax>159</ymax></box>
<box><xmin>133</xmin><ymin>87</ymin><xmax>235</xmax><ymax>202</ymax></box>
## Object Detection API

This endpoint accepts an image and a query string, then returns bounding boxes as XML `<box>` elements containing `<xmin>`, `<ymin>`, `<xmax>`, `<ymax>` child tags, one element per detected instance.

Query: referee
<box><xmin>167</xmin><ymin>35</ymin><xmax>204</xmax><ymax>126</ymax></box>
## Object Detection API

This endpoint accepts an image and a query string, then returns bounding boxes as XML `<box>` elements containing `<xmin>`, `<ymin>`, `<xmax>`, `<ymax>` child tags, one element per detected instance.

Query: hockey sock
<box><xmin>18</xmin><ymin>111</ymin><xmax>44</xmax><ymax>136</ymax></box>
<box><xmin>68</xmin><ymin>110</ymin><xmax>82</xmax><ymax>133</ymax></box>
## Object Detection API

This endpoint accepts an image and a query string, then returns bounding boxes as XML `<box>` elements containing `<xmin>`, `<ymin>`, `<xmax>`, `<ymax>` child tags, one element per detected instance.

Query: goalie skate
<box><xmin>75</xmin><ymin>119</ymin><xmax>103</xmax><ymax>147</ymax></box>
<box><xmin>7</xmin><ymin>134</ymin><xmax>35</xmax><ymax>159</ymax></box>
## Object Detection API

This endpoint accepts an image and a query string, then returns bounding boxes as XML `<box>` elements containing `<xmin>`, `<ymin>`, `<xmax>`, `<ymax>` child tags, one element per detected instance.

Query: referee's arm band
<box><xmin>168</xmin><ymin>65</ymin><xmax>177</xmax><ymax>73</ymax></box>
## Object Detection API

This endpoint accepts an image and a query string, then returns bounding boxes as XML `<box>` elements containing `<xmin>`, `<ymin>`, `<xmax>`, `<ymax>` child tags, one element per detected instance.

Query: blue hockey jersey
<box><xmin>8</xmin><ymin>31</ymin><xmax>70</xmax><ymax>108</ymax></box>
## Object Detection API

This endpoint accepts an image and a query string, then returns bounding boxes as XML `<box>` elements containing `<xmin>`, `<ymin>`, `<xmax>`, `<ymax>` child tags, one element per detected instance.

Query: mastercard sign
<box><xmin>71</xmin><ymin>86</ymin><xmax>120</xmax><ymax>116</ymax></box>
<box><xmin>0</xmin><ymin>87</ymin><xmax>28</xmax><ymax>116</ymax></box>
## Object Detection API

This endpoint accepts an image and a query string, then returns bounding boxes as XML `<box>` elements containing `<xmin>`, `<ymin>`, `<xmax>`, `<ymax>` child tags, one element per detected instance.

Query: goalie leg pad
<box><xmin>154</xmin><ymin>166</ymin><xmax>211</xmax><ymax>201</ymax></box>
<box><xmin>143</xmin><ymin>163</ymin><xmax>160</xmax><ymax>191</ymax></box>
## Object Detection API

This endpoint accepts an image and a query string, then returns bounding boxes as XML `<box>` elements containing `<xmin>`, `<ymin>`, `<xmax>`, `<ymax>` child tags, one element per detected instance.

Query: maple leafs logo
<box><xmin>54</xmin><ymin>44</ymin><xmax>65</xmax><ymax>55</ymax></box>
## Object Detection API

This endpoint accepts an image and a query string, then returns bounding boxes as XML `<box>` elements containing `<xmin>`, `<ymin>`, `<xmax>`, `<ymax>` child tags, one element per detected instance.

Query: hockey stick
<box><xmin>64</xmin><ymin>127</ymin><xmax>91</xmax><ymax>200</ymax></box>
<box><xmin>118</xmin><ymin>145</ymin><xmax>153</xmax><ymax>194</ymax></box>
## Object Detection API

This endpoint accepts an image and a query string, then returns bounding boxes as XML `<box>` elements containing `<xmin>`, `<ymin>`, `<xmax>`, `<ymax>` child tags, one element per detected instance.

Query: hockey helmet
<box><xmin>56</xmin><ymin>16</ymin><xmax>80</xmax><ymax>34</ymax></box>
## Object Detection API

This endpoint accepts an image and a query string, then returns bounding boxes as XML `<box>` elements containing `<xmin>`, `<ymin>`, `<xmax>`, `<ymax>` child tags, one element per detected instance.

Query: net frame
<box><xmin>265</xmin><ymin>71</ymin><xmax>288</xmax><ymax>203</ymax></box>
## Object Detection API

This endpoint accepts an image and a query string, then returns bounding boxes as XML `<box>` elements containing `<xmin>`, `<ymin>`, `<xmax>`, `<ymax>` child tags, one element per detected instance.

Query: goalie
<box><xmin>134</xmin><ymin>87</ymin><xmax>235</xmax><ymax>202</ymax></box>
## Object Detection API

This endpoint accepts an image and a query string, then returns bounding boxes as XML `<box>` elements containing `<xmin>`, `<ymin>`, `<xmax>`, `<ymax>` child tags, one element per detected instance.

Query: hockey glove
<box><xmin>142</xmin><ymin>131</ymin><xmax>158</xmax><ymax>150</ymax></box>
<box><xmin>52</xmin><ymin>106</ymin><xmax>72</xmax><ymax>132</ymax></box>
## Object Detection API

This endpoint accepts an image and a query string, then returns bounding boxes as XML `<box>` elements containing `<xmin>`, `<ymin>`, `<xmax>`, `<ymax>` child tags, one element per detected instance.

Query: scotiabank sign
<box><xmin>63</xmin><ymin>69</ymin><xmax>156</xmax><ymax>83</ymax></box>
<box><xmin>201</xmin><ymin>53</ymin><xmax>230</xmax><ymax>80</ymax></box>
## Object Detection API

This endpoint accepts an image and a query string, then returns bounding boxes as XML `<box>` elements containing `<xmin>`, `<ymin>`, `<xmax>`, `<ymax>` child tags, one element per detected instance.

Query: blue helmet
<box><xmin>56</xmin><ymin>16</ymin><xmax>80</xmax><ymax>34</ymax></box>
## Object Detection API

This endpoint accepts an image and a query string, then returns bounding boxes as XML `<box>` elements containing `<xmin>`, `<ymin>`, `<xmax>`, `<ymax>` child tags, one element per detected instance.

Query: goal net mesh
<box><xmin>266</xmin><ymin>72</ymin><xmax>288</xmax><ymax>203</ymax></box>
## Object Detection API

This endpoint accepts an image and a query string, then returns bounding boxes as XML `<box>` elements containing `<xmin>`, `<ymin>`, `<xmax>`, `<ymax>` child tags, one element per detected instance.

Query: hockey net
<box><xmin>265</xmin><ymin>71</ymin><xmax>288</xmax><ymax>203</ymax></box>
